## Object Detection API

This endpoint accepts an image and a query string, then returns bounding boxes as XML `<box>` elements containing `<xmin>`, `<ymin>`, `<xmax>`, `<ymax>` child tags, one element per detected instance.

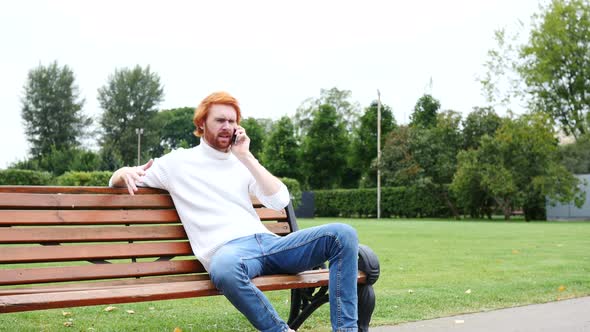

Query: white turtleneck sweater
<box><xmin>111</xmin><ymin>142</ymin><xmax>290</xmax><ymax>271</ymax></box>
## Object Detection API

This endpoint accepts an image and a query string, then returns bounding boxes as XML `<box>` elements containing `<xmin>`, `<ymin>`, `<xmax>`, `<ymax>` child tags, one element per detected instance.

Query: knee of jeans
<box><xmin>209</xmin><ymin>253</ymin><xmax>244</xmax><ymax>289</ymax></box>
<box><xmin>331</xmin><ymin>223</ymin><xmax>358</xmax><ymax>248</ymax></box>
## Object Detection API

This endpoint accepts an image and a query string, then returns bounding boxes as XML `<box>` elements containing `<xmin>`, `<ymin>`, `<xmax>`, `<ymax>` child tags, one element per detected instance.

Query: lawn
<box><xmin>1</xmin><ymin>218</ymin><xmax>589</xmax><ymax>331</ymax></box>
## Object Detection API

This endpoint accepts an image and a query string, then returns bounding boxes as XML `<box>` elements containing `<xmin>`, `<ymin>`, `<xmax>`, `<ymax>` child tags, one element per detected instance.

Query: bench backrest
<box><xmin>0</xmin><ymin>186</ymin><xmax>298</xmax><ymax>289</ymax></box>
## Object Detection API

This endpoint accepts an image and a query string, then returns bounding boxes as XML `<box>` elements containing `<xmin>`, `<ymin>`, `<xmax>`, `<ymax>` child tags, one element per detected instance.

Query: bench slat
<box><xmin>0</xmin><ymin>275</ymin><xmax>210</xmax><ymax>296</ymax></box>
<box><xmin>0</xmin><ymin>270</ymin><xmax>364</xmax><ymax>313</ymax></box>
<box><xmin>0</xmin><ymin>210</ymin><xmax>180</xmax><ymax>225</ymax></box>
<box><xmin>256</xmin><ymin>208</ymin><xmax>288</xmax><ymax>221</ymax></box>
<box><xmin>0</xmin><ymin>193</ymin><xmax>174</xmax><ymax>209</ymax></box>
<box><xmin>0</xmin><ymin>242</ymin><xmax>193</xmax><ymax>263</ymax></box>
<box><xmin>0</xmin><ymin>225</ymin><xmax>187</xmax><ymax>243</ymax></box>
<box><xmin>0</xmin><ymin>186</ymin><xmax>168</xmax><ymax>195</ymax></box>
<box><xmin>264</xmin><ymin>222</ymin><xmax>291</xmax><ymax>235</ymax></box>
<box><xmin>0</xmin><ymin>209</ymin><xmax>285</xmax><ymax>225</ymax></box>
<box><xmin>0</xmin><ymin>223</ymin><xmax>290</xmax><ymax>243</ymax></box>
<box><xmin>0</xmin><ymin>260</ymin><xmax>204</xmax><ymax>285</ymax></box>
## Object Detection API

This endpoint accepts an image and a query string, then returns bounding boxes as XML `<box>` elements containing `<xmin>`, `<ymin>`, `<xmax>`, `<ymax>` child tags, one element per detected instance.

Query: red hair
<box><xmin>193</xmin><ymin>91</ymin><xmax>241</xmax><ymax>137</ymax></box>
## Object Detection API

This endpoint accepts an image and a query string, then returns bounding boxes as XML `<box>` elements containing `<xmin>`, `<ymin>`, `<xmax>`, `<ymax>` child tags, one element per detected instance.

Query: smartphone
<box><xmin>231</xmin><ymin>129</ymin><xmax>237</xmax><ymax>144</ymax></box>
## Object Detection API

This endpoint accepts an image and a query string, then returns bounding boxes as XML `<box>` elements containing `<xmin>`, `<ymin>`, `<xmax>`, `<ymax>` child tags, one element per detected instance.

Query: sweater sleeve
<box><xmin>138</xmin><ymin>157</ymin><xmax>169</xmax><ymax>191</ymax></box>
<box><xmin>250</xmin><ymin>180</ymin><xmax>290</xmax><ymax>211</ymax></box>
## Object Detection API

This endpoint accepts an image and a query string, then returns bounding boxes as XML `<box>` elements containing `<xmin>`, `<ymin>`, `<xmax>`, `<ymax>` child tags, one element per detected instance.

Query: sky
<box><xmin>0</xmin><ymin>0</ymin><xmax>543</xmax><ymax>169</ymax></box>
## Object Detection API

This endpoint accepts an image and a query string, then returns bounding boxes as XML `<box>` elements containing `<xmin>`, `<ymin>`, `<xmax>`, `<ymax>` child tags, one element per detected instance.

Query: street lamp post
<box><xmin>135</xmin><ymin>128</ymin><xmax>144</xmax><ymax>166</ymax></box>
<box><xmin>376</xmin><ymin>90</ymin><xmax>382</xmax><ymax>219</ymax></box>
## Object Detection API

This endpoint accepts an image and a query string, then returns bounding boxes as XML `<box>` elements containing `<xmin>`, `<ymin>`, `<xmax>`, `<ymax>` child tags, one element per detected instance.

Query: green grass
<box><xmin>1</xmin><ymin>218</ymin><xmax>590</xmax><ymax>331</ymax></box>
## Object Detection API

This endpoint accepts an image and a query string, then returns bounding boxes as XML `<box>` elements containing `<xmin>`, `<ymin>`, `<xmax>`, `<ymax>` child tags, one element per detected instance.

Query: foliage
<box><xmin>314</xmin><ymin>185</ymin><xmax>450</xmax><ymax>218</ymax></box>
<box><xmin>55</xmin><ymin>171</ymin><xmax>113</xmax><ymax>186</ymax></box>
<box><xmin>280</xmin><ymin>177</ymin><xmax>302</xmax><ymax>208</ymax></box>
<box><xmin>293</xmin><ymin>87</ymin><xmax>361</xmax><ymax>135</ymax></box>
<box><xmin>21</xmin><ymin>61</ymin><xmax>90</xmax><ymax>157</ymax></box>
<box><xmin>462</xmin><ymin>107</ymin><xmax>503</xmax><ymax>149</ymax></box>
<box><xmin>451</xmin><ymin>113</ymin><xmax>584</xmax><ymax>220</ymax></box>
<box><xmin>152</xmin><ymin>107</ymin><xmax>199</xmax><ymax>156</ymax></box>
<box><xmin>299</xmin><ymin>104</ymin><xmax>350</xmax><ymax>189</ymax></box>
<box><xmin>409</xmin><ymin>94</ymin><xmax>440</xmax><ymax>128</ymax></box>
<box><xmin>479</xmin><ymin>27</ymin><xmax>527</xmax><ymax>112</ymax></box>
<box><xmin>559</xmin><ymin>134</ymin><xmax>590</xmax><ymax>173</ymax></box>
<box><xmin>350</xmin><ymin>102</ymin><xmax>396</xmax><ymax>188</ymax></box>
<box><xmin>450</xmin><ymin>149</ymin><xmax>494</xmax><ymax>218</ymax></box>
<box><xmin>520</xmin><ymin>0</ymin><xmax>590</xmax><ymax>139</ymax></box>
<box><xmin>381</xmin><ymin>111</ymin><xmax>463</xmax><ymax>218</ymax></box>
<box><xmin>380</xmin><ymin>126</ymin><xmax>419</xmax><ymax>186</ymax></box>
<box><xmin>240</xmin><ymin>117</ymin><xmax>267</xmax><ymax>158</ymax></box>
<box><xmin>98</xmin><ymin>65</ymin><xmax>164</xmax><ymax>166</ymax></box>
<box><xmin>9</xmin><ymin>147</ymin><xmax>103</xmax><ymax>176</ymax></box>
<box><xmin>0</xmin><ymin>169</ymin><xmax>53</xmax><ymax>185</ymax></box>
<box><xmin>261</xmin><ymin>116</ymin><xmax>301</xmax><ymax>181</ymax></box>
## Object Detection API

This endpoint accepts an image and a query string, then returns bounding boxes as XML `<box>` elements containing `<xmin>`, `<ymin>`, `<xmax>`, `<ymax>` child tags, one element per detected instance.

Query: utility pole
<box><xmin>135</xmin><ymin>128</ymin><xmax>144</xmax><ymax>165</ymax></box>
<box><xmin>377</xmin><ymin>90</ymin><xmax>382</xmax><ymax>219</ymax></box>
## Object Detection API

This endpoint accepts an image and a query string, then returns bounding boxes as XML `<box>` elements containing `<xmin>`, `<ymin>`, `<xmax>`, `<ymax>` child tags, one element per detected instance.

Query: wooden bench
<box><xmin>0</xmin><ymin>186</ymin><xmax>380</xmax><ymax>331</ymax></box>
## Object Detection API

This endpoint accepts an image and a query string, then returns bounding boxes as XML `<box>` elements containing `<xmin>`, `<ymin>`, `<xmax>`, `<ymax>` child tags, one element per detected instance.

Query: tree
<box><xmin>380</xmin><ymin>125</ymin><xmax>420</xmax><ymax>187</ymax></box>
<box><xmin>351</xmin><ymin>102</ymin><xmax>396</xmax><ymax>187</ymax></box>
<box><xmin>559</xmin><ymin>133</ymin><xmax>590</xmax><ymax>173</ymax></box>
<box><xmin>411</xmin><ymin>111</ymin><xmax>464</xmax><ymax>218</ymax></box>
<box><xmin>381</xmin><ymin>110</ymin><xmax>463</xmax><ymax>218</ymax></box>
<box><xmin>294</xmin><ymin>87</ymin><xmax>361</xmax><ymax>136</ymax></box>
<box><xmin>152</xmin><ymin>107</ymin><xmax>199</xmax><ymax>156</ymax></box>
<box><xmin>520</xmin><ymin>0</ymin><xmax>590</xmax><ymax>138</ymax></box>
<box><xmin>240</xmin><ymin>117</ymin><xmax>268</xmax><ymax>158</ymax></box>
<box><xmin>409</xmin><ymin>94</ymin><xmax>440</xmax><ymax>128</ymax></box>
<box><xmin>462</xmin><ymin>107</ymin><xmax>502</xmax><ymax>149</ymax></box>
<box><xmin>452</xmin><ymin>113</ymin><xmax>584</xmax><ymax>220</ymax></box>
<box><xmin>479</xmin><ymin>28</ymin><xmax>527</xmax><ymax>113</ymax></box>
<box><xmin>450</xmin><ymin>149</ymin><xmax>494</xmax><ymax>219</ymax></box>
<box><xmin>299</xmin><ymin>105</ymin><xmax>350</xmax><ymax>189</ymax></box>
<box><xmin>21</xmin><ymin>61</ymin><xmax>90</xmax><ymax>158</ymax></box>
<box><xmin>98</xmin><ymin>65</ymin><xmax>164</xmax><ymax>167</ymax></box>
<box><xmin>261</xmin><ymin>116</ymin><xmax>301</xmax><ymax>181</ymax></box>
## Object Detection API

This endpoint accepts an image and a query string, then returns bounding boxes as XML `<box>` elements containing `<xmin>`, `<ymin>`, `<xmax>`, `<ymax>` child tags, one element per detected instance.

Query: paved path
<box><xmin>371</xmin><ymin>296</ymin><xmax>590</xmax><ymax>332</ymax></box>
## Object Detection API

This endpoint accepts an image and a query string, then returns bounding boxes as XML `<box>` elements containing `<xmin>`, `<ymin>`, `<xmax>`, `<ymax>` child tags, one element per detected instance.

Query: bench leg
<box><xmin>358</xmin><ymin>244</ymin><xmax>380</xmax><ymax>331</ymax></box>
<box><xmin>287</xmin><ymin>286</ymin><xmax>329</xmax><ymax>330</ymax></box>
<box><xmin>288</xmin><ymin>245</ymin><xmax>380</xmax><ymax>331</ymax></box>
<box><xmin>358</xmin><ymin>283</ymin><xmax>376</xmax><ymax>332</ymax></box>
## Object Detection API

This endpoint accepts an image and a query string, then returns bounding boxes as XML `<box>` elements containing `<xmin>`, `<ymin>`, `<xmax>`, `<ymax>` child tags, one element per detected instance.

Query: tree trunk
<box><xmin>441</xmin><ymin>189</ymin><xmax>460</xmax><ymax>220</ymax></box>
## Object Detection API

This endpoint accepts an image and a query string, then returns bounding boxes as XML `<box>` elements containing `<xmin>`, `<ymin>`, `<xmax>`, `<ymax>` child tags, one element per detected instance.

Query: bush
<box><xmin>0</xmin><ymin>169</ymin><xmax>53</xmax><ymax>185</ymax></box>
<box><xmin>281</xmin><ymin>177</ymin><xmax>302</xmax><ymax>208</ymax></box>
<box><xmin>55</xmin><ymin>171</ymin><xmax>113</xmax><ymax>186</ymax></box>
<box><xmin>314</xmin><ymin>185</ymin><xmax>451</xmax><ymax>218</ymax></box>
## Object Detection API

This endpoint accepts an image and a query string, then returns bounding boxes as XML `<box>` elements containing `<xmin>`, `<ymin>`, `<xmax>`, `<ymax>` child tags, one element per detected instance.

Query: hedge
<box><xmin>0</xmin><ymin>169</ymin><xmax>112</xmax><ymax>186</ymax></box>
<box><xmin>314</xmin><ymin>185</ymin><xmax>451</xmax><ymax>218</ymax></box>
<box><xmin>55</xmin><ymin>171</ymin><xmax>113</xmax><ymax>186</ymax></box>
<box><xmin>0</xmin><ymin>169</ymin><xmax>53</xmax><ymax>185</ymax></box>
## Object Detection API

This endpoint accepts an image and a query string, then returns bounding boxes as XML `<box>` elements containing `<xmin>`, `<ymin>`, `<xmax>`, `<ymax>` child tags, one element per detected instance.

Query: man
<box><xmin>110</xmin><ymin>91</ymin><xmax>359</xmax><ymax>332</ymax></box>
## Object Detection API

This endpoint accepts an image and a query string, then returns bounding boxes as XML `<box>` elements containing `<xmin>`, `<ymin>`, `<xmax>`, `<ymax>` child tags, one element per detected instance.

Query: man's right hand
<box><xmin>111</xmin><ymin>159</ymin><xmax>154</xmax><ymax>195</ymax></box>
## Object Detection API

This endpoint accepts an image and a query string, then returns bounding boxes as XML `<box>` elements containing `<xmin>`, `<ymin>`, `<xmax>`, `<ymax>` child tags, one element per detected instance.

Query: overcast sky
<box><xmin>0</xmin><ymin>0</ymin><xmax>542</xmax><ymax>168</ymax></box>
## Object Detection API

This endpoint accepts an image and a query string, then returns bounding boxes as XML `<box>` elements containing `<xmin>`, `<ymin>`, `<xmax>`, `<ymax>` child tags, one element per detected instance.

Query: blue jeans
<box><xmin>208</xmin><ymin>223</ymin><xmax>359</xmax><ymax>332</ymax></box>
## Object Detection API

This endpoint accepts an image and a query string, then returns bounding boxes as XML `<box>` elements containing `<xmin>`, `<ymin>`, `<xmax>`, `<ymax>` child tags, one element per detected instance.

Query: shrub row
<box><xmin>0</xmin><ymin>169</ymin><xmax>112</xmax><ymax>186</ymax></box>
<box><xmin>0</xmin><ymin>169</ymin><xmax>53</xmax><ymax>185</ymax></box>
<box><xmin>314</xmin><ymin>185</ymin><xmax>451</xmax><ymax>218</ymax></box>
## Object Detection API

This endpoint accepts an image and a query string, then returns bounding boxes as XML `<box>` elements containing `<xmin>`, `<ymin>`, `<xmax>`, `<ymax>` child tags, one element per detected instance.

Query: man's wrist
<box><xmin>236</xmin><ymin>151</ymin><xmax>257</xmax><ymax>164</ymax></box>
